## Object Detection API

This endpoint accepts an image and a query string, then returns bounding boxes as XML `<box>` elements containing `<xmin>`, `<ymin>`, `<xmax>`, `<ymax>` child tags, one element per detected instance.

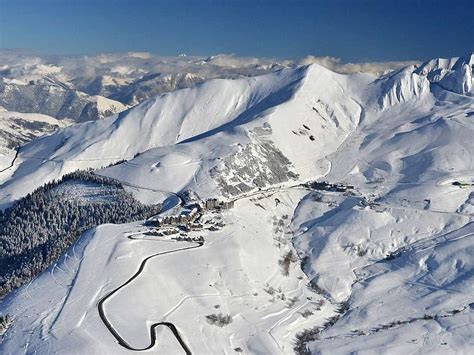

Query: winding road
<box><xmin>96</xmin><ymin>184</ymin><xmax>302</xmax><ymax>353</ymax></box>
<box><xmin>97</xmin><ymin>240</ymin><xmax>203</xmax><ymax>354</ymax></box>
<box><xmin>96</xmin><ymin>179</ymin><xmax>461</xmax><ymax>353</ymax></box>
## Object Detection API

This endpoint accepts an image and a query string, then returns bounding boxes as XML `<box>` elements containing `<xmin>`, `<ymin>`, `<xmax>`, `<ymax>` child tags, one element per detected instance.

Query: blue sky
<box><xmin>0</xmin><ymin>0</ymin><xmax>472</xmax><ymax>62</ymax></box>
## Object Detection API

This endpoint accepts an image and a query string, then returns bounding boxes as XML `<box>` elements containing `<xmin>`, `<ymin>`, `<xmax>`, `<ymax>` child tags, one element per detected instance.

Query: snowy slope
<box><xmin>0</xmin><ymin>51</ymin><xmax>289</xmax><ymax>108</ymax></box>
<box><xmin>0</xmin><ymin>55</ymin><xmax>473</xmax><ymax>354</ymax></box>
<box><xmin>0</xmin><ymin>189</ymin><xmax>335</xmax><ymax>354</ymax></box>
<box><xmin>414</xmin><ymin>54</ymin><xmax>473</xmax><ymax>94</ymax></box>
<box><xmin>305</xmin><ymin>222</ymin><xmax>474</xmax><ymax>354</ymax></box>
<box><xmin>0</xmin><ymin>64</ymin><xmax>372</xmax><ymax>206</ymax></box>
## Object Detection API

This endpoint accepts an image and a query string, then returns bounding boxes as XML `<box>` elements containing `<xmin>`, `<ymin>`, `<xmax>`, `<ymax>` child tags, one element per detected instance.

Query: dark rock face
<box><xmin>108</xmin><ymin>72</ymin><xmax>206</xmax><ymax>106</ymax></box>
<box><xmin>211</xmin><ymin>127</ymin><xmax>299</xmax><ymax>196</ymax></box>
<box><xmin>0</xmin><ymin>118</ymin><xmax>60</xmax><ymax>149</ymax></box>
<box><xmin>0</xmin><ymin>82</ymin><xmax>123</xmax><ymax>123</ymax></box>
<box><xmin>0</xmin><ymin>82</ymin><xmax>85</xmax><ymax>121</ymax></box>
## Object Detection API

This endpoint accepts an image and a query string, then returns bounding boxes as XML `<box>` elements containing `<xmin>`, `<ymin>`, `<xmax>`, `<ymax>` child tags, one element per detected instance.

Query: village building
<box><xmin>307</xmin><ymin>181</ymin><xmax>354</xmax><ymax>192</ymax></box>
<box><xmin>202</xmin><ymin>198</ymin><xmax>234</xmax><ymax>210</ymax></box>
<box><xmin>204</xmin><ymin>198</ymin><xmax>219</xmax><ymax>210</ymax></box>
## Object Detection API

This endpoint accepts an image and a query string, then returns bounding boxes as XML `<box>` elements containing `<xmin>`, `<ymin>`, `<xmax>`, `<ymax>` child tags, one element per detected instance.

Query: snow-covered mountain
<box><xmin>0</xmin><ymin>108</ymin><xmax>71</xmax><ymax>170</ymax></box>
<box><xmin>0</xmin><ymin>74</ymin><xmax>127</xmax><ymax>166</ymax></box>
<box><xmin>0</xmin><ymin>51</ymin><xmax>289</xmax><ymax>110</ymax></box>
<box><xmin>0</xmin><ymin>77</ymin><xmax>128</xmax><ymax>123</ymax></box>
<box><xmin>0</xmin><ymin>54</ymin><xmax>472</xmax><ymax>354</ymax></box>
<box><xmin>107</xmin><ymin>72</ymin><xmax>206</xmax><ymax>106</ymax></box>
<box><xmin>0</xmin><ymin>51</ymin><xmax>289</xmax><ymax>156</ymax></box>
<box><xmin>0</xmin><ymin>50</ymin><xmax>416</xmax><ymax>110</ymax></box>
<box><xmin>0</xmin><ymin>50</ymin><xmax>418</xmax><ymax>157</ymax></box>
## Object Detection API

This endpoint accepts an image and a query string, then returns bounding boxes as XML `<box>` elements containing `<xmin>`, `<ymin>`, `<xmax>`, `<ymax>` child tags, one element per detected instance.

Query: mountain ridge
<box><xmin>0</xmin><ymin>56</ymin><xmax>472</xmax><ymax>207</ymax></box>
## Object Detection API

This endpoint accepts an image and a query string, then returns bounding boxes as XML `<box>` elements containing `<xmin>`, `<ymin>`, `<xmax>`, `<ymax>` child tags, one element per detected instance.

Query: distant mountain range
<box><xmin>1</xmin><ymin>53</ymin><xmax>471</xmax><ymax>205</ymax></box>
<box><xmin>0</xmin><ymin>51</ymin><xmax>424</xmax><ymax>157</ymax></box>
<box><xmin>0</xmin><ymin>51</ymin><xmax>293</xmax><ymax>158</ymax></box>
<box><xmin>0</xmin><ymin>51</ymin><xmax>290</xmax><ymax>118</ymax></box>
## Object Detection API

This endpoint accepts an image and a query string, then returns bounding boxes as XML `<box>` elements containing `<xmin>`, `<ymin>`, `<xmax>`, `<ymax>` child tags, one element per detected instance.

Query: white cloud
<box><xmin>0</xmin><ymin>50</ymin><xmax>420</xmax><ymax>85</ymax></box>
<box><xmin>202</xmin><ymin>54</ymin><xmax>280</xmax><ymax>68</ymax></box>
<box><xmin>299</xmin><ymin>55</ymin><xmax>419</xmax><ymax>75</ymax></box>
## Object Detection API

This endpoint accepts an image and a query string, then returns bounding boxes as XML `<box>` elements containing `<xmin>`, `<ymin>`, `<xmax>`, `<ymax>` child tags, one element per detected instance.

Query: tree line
<box><xmin>0</xmin><ymin>170</ymin><xmax>161</xmax><ymax>298</ymax></box>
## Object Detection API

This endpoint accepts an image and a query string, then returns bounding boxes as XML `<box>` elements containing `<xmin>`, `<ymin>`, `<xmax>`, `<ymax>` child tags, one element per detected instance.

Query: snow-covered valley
<box><xmin>0</xmin><ymin>53</ymin><xmax>473</xmax><ymax>354</ymax></box>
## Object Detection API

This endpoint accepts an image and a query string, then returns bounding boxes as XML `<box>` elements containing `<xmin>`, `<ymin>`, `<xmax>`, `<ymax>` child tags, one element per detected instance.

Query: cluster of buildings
<box><xmin>156</xmin><ymin>207</ymin><xmax>199</xmax><ymax>227</ymax></box>
<box><xmin>202</xmin><ymin>198</ymin><xmax>234</xmax><ymax>210</ymax></box>
<box><xmin>149</xmin><ymin>198</ymin><xmax>234</xmax><ymax>228</ymax></box>
<box><xmin>306</xmin><ymin>181</ymin><xmax>354</xmax><ymax>193</ymax></box>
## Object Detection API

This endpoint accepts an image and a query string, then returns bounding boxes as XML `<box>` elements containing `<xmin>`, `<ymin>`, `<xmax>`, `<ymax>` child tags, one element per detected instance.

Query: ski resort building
<box><xmin>307</xmin><ymin>181</ymin><xmax>355</xmax><ymax>192</ymax></box>
<box><xmin>155</xmin><ymin>207</ymin><xmax>199</xmax><ymax>227</ymax></box>
<box><xmin>202</xmin><ymin>198</ymin><xmax>234</xmax><ymax>210</ymax></box>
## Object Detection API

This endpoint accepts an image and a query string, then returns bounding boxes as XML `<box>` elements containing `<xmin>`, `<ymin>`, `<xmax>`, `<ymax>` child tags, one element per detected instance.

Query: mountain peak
<box><xmin>414</xmin><ymin>53</ymin><xmax>473</xmax><ymax>94</ymax></box>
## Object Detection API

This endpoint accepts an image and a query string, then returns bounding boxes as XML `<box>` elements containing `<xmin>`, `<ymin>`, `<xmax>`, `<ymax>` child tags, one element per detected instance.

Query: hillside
<box><xmin>0</xmin><ymin>108</ymin><xmax>71</xmax><ymax>170</ymax></box>
<box><xmin>0</xmin><ymin>51</ymin><xmax>289</xmax><ymax>171</ymax></box>
<box><xmin>0</xmin><ymin>78</ymin><xmax>128</xmax><ymax>123</ymax></box>
<box><xmin>0</xmin><ymin>64</ymin><xmax>369</xmax><ymax>205</ymax></box>
<box><xmin>0</xmin><ymin>54</ymin><xmax>472</xmax><ymax>354</ymax></box>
